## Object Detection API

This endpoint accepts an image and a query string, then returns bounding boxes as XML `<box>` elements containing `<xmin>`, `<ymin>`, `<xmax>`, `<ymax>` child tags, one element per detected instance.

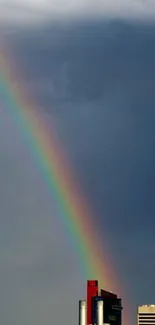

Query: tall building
<box><xmin>138</xmin><ymin>305</ymin><xmax>155</xmax><ymax>325</ymax></box>
<box><xmin>79</xmin><ymin>280</ymin><xmax>122</xmax><ymax>325</ymax></box>
<box><xmin>92</xmin><ymin>289</ymin><xmax>122</xmax><ymax>325</ymax></box>
<box><xmin>101</xmin><ymin>290</ymin><xmax>122</xmax><ymax>325</ymax></box>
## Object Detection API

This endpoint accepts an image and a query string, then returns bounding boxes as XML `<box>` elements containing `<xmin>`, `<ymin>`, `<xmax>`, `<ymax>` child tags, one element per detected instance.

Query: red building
<box><xmin>86</xmin><ymin>280</ymin><xmax>122</xmax><ymax>325</ymax></box>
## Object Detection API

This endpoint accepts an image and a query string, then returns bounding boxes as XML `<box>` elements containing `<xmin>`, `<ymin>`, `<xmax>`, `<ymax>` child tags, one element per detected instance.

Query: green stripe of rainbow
<box><xmin>0</xmin><ymin>44</ymin><xmax>129</xmax><ymax>325</ymax></box>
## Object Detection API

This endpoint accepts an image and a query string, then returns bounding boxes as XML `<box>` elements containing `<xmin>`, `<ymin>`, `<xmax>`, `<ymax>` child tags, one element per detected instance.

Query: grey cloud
<box><xmin>1</xmin><ymin>0</ymin><xmax>155</xmax><ymax>24</ymax></box>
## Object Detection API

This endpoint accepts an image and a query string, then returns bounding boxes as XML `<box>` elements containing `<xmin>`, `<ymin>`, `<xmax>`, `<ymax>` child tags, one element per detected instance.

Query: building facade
<box><xmin>92</xmin><ymin>290</ymin><xmax>122</xmax><ymax>325</ymax></box>
<box><xmin>101</xmin><ymin>290</ymin><xmax>122</xmax><ymax>325</ymax></box>
<box><xmin>138</xmin><ymin>305</ymin><xmax>155</xmax><ymax>325</ymax></box>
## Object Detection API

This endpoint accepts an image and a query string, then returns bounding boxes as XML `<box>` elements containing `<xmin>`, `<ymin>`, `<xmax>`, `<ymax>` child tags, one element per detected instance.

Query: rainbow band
<box><xmin>0</xmin><ymin>44</ymin><xmax>129</xmax><ymax>325</ymax></box>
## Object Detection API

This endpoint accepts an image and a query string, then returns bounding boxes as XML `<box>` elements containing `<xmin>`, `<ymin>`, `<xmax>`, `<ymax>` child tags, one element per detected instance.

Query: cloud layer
<box><xmin>1</xmin><ymin>0</ymin><xmax>155</xmax><ymax>25</ymax></box>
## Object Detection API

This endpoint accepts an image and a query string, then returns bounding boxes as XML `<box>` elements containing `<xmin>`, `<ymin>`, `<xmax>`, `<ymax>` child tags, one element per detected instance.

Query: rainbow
<box><xmin>0</xmin><ymin>43</ymin><xmax>129</xmax><ymax>325</ymax></box>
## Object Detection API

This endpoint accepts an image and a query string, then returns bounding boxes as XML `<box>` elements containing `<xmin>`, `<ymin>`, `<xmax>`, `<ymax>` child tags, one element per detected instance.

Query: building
<box><xmin>87</xmin><ymin>280</ymin><xmax>98</xmax><ymax>324</ymax></box>
<box><xmin>94</xmin><ymin>289</ymin><xmax>122</xmax><ymax>325</ymax></box>
<box><xmin>138</xmin><ymin>305</ymin><xmax>155</xmax><ymax>325</ymax></box>
<box><xmin>86</xmin><ymin>280</ymin><xmax>122</xmax><ymax>325</ymax></box>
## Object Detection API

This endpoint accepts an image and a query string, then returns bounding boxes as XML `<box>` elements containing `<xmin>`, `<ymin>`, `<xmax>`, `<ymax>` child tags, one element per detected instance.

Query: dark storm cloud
<box><xmin>1</xmin><ymin>19</ymin><xmax>155</xmax><ymax>325</ymax></box>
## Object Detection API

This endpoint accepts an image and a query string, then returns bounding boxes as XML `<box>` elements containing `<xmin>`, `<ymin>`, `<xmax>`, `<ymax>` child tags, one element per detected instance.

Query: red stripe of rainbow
<box><xmin>0</xmin><ymin>44</ymin><xmax>130</xmax><ymax>325</ymax></box>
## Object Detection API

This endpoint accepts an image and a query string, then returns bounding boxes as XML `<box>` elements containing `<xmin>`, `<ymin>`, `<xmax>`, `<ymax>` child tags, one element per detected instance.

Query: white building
<box><xmin>138</xmin><ymin>305</ymin><xmax>155</xmax><ymax>325</ymax></box>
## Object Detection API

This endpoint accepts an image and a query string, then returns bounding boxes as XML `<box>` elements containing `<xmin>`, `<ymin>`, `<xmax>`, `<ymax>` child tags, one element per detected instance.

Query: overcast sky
<box><xmin>1</xmin><ymin>3</ymin><xmax>155</xmax><ymax>325</ymax></box>
<box><xmin>1</xmin><ymin>0</ymin><xmax>155</xmax><ymax>24</ymax></box>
